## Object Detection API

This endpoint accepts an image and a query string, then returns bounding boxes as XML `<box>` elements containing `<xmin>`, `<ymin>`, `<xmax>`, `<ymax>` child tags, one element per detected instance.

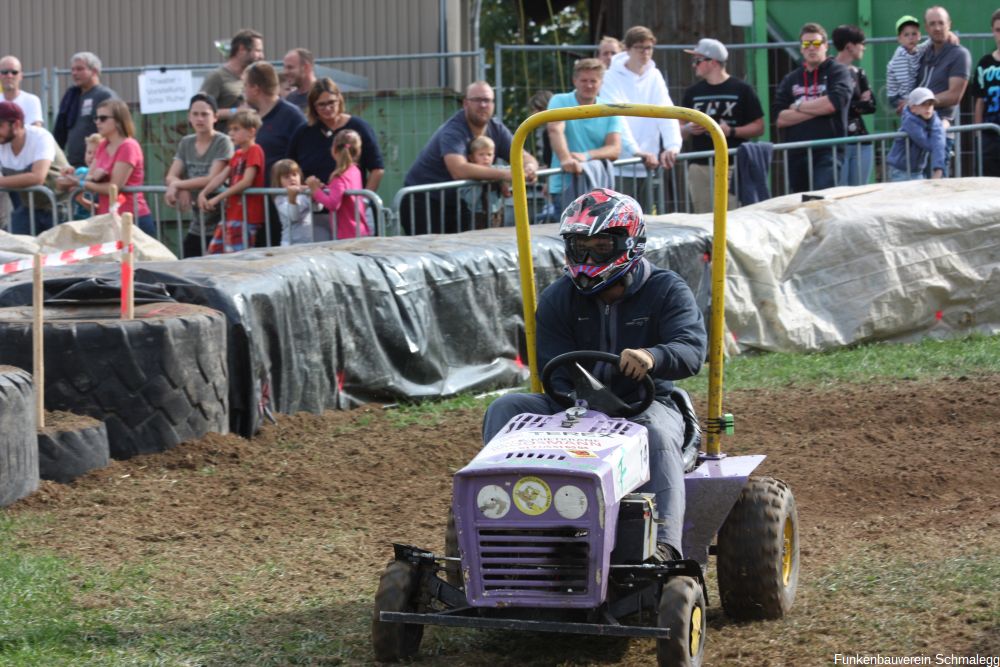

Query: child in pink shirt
<box><xmin>306</xmin><ymin>129</ymin><xmax>369</xmax><ymax>239</ymax></box>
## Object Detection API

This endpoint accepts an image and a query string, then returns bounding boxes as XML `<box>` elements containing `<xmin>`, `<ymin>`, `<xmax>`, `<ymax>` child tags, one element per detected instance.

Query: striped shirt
<box><xmin>887</xmin><ymin>44</ymin><xmax>922</xmax><ymax>107</ymax></box>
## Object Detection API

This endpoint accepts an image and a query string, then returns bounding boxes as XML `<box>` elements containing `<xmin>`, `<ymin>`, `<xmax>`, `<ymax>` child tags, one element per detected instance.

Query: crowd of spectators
<box><xmin>0</xmin><ymin>7</ymin><xmax>998</xmax><ymax>246</ymax></box>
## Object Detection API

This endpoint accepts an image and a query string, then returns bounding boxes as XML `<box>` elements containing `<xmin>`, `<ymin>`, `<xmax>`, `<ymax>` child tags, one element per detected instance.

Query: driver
<box><xmin>482</xmin><ymin>188</ymin><xmax>706</xmax><ymax>562</ymax></box>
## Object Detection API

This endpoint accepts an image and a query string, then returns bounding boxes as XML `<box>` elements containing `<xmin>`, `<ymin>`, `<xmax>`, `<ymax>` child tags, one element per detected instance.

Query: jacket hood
<box><xmin>608</xmin><ymin>50</ymin><xmax>658</xmax><ymax>78</ymax></box>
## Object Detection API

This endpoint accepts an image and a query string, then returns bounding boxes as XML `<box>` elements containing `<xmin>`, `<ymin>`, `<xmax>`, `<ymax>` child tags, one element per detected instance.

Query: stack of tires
<box><xmin>0</xmin><ymin>366</ymin><xmax>38</xmax><ymax>506</ymax></box>
<box><xmin>0</xmin><ymin>302</ymin><xmax>229</xmax><ymax>466</ymax></box>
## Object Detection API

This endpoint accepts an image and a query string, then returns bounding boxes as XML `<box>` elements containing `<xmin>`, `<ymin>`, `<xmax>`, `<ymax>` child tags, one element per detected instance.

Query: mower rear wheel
<box><xmin>657</xmin><ymin>576</ymin><xmax>706</xmax><ymax>667</ymax></box>
<box><xmin>444</xmin><ymin>507</ymin><xmax>463</xmax><ymax>588</ymax></box>
<box><xmin>716</xmin><ymin>476</ymin><xmax>799</xmax><ymax>620</ymax></box>
<box><xmin>371</xmin><ymin>560</ymin><xmax>424</xmax><ymax>662</ymax></box>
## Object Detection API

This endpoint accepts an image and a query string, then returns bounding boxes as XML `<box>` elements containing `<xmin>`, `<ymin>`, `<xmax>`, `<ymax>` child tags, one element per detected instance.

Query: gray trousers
<box><xmin>482</xmin><ymin>392</ymin><xmax>686</xmax><ymax>555</ymax></box>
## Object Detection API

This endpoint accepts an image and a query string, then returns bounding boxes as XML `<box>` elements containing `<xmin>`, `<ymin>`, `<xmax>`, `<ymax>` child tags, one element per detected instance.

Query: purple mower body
<box><xmin>453</xmin><ymin>406</ymin><xmax>763</xmax><ymax>610</ymax></box>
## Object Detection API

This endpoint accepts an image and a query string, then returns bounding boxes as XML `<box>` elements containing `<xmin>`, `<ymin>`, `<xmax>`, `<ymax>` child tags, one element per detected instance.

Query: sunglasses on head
<box><xmin>564</xmin><ymin>232</ymin><xmax>640</xmax><ymax>265</ymax></box>
<box><xmin>801</xmin><ymin>38</ymin><xmax>825</xmax><ymax>48</ymax></box>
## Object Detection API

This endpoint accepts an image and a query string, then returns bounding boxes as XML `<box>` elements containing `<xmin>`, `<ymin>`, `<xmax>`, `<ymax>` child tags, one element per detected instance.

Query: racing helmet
<box><xmin>558</xmin><ymin>188</ymin><xmax>646</xmax><ymax>294</ymax></box>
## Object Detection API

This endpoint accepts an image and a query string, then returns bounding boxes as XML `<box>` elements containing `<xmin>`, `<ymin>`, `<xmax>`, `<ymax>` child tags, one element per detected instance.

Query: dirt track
<box><xmin>9</xmin><ymin>375</ymin><xmax>1000</xmax><ymax>665</ymax></box>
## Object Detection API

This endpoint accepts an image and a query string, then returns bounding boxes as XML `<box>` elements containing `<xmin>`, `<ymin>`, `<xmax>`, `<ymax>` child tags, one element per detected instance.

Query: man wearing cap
<box><xmin>52</xmin><ymin>52</ymin><xmax>118</xmax><ymax>168</ymax></box>
<box><xmin>0</xmin><ymin>101</ymin><xmax>69</xmax><ymax>235</ymax></box>
<box><xmin>0</xmin><ymin>56</ymin><xmax>43</xmax><ymax>127</ymax></box>
<box><xmin>680</xmin><ymin>38</ymin><xmax>764</xmax><ymax>212</ymax></box>
<box><xmin>916</xmin><ymin>6</ymin><xmax>971</xmax><ymax>176</ymax></box>
<box><xmin>773</xmin><ymin>22</ymin><xmax>852</xmax><ymax>193</ymax></box>
<box><xmin>600</xmin><ymin>25</ymin><xmax>682</xmax><ymax>206</ymax></box>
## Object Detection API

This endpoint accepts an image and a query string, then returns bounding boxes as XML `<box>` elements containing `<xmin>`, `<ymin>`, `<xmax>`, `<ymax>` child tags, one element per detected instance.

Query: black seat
<box><xmin>668</xmin><ymin>388</ymin><xmax>702</xmax><ymax>473</ymax></box>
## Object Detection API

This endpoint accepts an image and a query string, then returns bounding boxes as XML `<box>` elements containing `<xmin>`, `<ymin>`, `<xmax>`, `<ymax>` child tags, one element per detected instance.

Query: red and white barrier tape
<box><xmin>1</xmin><ymin>240</ymin><xmax>130</xmax><ymax>275</ymax></box>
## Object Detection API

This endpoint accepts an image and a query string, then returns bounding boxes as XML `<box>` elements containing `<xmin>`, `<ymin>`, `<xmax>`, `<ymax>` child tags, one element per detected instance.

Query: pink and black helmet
<box><xmin>558</xmin><ymin>188</ymin><xmax>646</xmax><ymax>294</ymax></box>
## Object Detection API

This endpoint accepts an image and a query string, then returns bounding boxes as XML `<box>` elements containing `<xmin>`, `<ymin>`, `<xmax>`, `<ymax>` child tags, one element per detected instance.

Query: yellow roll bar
<box><xmin>509</xmin><ymin>104</ymin><xmax>730</xmax><ymax>456</ymax></box>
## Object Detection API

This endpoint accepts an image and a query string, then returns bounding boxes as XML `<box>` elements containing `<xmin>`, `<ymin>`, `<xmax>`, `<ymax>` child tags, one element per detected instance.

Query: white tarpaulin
<box><xmin>0</xmin><ymin>213</ymin><xmax>177</xmax><ymax>265</ymax></box>
<box><xmin>651</xmin><ymin>177</ymin><xmax>1000</xmax><ymax>353</ymax></box>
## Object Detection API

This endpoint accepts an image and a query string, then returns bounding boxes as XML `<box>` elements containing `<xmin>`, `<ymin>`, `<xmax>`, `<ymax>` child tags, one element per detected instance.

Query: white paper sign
<box><xmin>730</xmin><ymin>0</ymin><xmax>753</xmax><ymax>27</ymax></box>
<box><xmin>138</xmin><ymin>70</ymin><xmax>194</xmax><ymax>114</ymax></box>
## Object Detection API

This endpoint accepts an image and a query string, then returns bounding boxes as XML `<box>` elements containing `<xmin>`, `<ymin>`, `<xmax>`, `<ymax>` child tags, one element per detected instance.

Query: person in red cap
<box><xmin>0</xmin><ymin>100</ymin><xmax>69</xmax><ymax>235</ymax></box>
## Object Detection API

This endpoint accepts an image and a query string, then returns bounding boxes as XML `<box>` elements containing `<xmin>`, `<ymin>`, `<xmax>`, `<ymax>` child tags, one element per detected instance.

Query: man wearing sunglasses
<box><xmin>773</xmin><ymin>22</ymin><xmax>852</xmax><ymax>193</ymax></box>
<box><xmin>0</xmin><ymin>56</ymin><xmax>43</xmax><ymax>128</ymax></box>
<box><xmin>482</xmin><ymin>188</ymin><xmax>706</xmax><ymax>563</ymax></box>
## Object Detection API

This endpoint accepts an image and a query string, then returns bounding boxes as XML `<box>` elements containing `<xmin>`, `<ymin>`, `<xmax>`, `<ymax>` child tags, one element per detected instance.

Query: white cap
<box><xmin>684</xmin><ymin>38</ymin><xmax>728</xmax><ymax>63</ymax></box>
<box><xmin>908</xmin><ymin>87</ymin><xmax>936</xmax><ymax>106</ymax></box>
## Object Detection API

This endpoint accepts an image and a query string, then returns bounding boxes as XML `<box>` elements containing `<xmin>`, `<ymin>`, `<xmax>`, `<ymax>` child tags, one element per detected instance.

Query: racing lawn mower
<box><xmin>371</xmin><ymin>104</ymin><xmax>799</xmax><ymax>666</ymax></box>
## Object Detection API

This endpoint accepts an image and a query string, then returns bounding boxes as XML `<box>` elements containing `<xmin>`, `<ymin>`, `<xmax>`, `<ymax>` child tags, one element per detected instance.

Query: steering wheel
<box><xmin>541</xmin><ymin>350</ymin><xmax>655</xmax><ymax>418</ymax></box>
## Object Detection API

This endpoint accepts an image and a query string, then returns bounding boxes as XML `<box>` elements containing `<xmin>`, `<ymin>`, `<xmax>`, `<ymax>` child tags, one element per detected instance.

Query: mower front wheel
<box><xmin>657</xmin><ymin>575</ymin><xmax>706</xmax><ymax>667</ymax></box>
<box><xmin>371</xmin><ymin>560</ymin><xmax>424</xmax><ymax>662</ymax></box>
<box><xmin>716</xmin><ymin>476</ymin><xmax>799</xmax><ymax>620</ymax></box>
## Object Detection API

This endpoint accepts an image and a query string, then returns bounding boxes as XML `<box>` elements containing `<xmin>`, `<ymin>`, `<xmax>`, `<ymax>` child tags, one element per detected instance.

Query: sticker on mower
<box><xmin>566</xmin><ymin>449</ymin><xmax>597</xmax><ymax>458</ymax></box>
<box><xmin>512</xmin><ymin>476</ymin><xmax>552</xmax><ymax>515</ymax></box>
<box><xmin>486</xmin><ymin>431</ymin><xmax>622</xmax><ymax>453</ymax></box>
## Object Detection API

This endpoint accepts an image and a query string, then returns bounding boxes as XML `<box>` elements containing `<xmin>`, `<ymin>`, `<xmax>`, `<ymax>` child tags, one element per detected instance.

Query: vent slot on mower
<box><xmin>504</xmin><ymin>452</ymin><xmax>567</xmax><ymax>460</ymax></box>
<box><xmin>478</xmin><ymin>528</ymin><xmax>591</xmax><ymax>594</ymax></box>
<box><xmin>500</xmin><ymin>414</ymin><xmax>550</xmax><ymax>433</ymax></box>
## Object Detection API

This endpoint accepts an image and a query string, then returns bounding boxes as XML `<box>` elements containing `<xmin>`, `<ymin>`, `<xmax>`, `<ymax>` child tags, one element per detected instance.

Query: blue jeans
<box><xmin>837</xmin><ymin>143</ymin><xmax>874</xmax><ymax>186</ymax></box>
<box><xmin>482</xmin><ymin>392</ymin><xmax>687</xmax><ymax>555</ymax></box>
<box><xmin>888</xmin><ymin>165</ymin><xmax>925</xmax><ymax>182</ymax></box>
<box><xmin>788</xmin><ymin>147</ymin><xmax>836</xmax><ymax>193</ymax></box>
<box><xmin>11</xmin><ymin>205</ymin><xmax>55</xmax><ymax>235</ymax></box>
<box><xmin>134</xmin><ymin>213</ymin><xmax>156</xmax><ymax>237</ymax></box>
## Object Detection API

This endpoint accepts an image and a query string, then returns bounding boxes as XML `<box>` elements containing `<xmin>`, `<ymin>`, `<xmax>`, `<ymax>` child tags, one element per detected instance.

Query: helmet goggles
<box><xmin>564</xmin><ymin>231</ymin><xmax>640</xmax><ymax>265</ymax></box>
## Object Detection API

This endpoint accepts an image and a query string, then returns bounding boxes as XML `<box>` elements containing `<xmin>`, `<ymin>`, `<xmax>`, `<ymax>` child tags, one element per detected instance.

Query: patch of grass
<box><xmin>385</xmin><ymin>392</ymin><xmax>493</xmax><ymax>428</ymax></box>
<box><xmin>804</xmin><ymin>544</ymin><xmax>1000</xmax><ymax>652</ymax></box>
<box><xmin>677</xmin><ymin>333</ymin><xmax>1000</xmax><ymax>395</ymax></box>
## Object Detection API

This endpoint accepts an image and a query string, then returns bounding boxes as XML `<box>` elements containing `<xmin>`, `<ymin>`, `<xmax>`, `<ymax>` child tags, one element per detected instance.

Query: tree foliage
<box><xmin>479</xmin><ymin>0</ymin><xmax>590</xmax><ymax>130</ymax></box>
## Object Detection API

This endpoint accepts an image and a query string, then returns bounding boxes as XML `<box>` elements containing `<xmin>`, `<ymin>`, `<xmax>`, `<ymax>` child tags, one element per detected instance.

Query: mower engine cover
<box><xmin>452</xmin><ymin>406</ymin><xmax>649</xmax><ymax>609</ymax></box>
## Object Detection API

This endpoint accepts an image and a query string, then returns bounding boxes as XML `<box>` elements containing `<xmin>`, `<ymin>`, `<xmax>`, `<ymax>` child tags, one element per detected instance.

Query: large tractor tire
<box><xmin>0</xmin><ymin>303</ymin><xmax>228</xmax><ymax>460</ymax></box>
<box><xmin>371</xmin><ymin>560</ymin><xmax>425</xmax><ymax>662</ymax></box>
<box><xmin>716</xmin><ymin>476</ymin><xmax>799</xmax><ymax>620</ymax></box>
<box><xmin>657</xmin><ymin>576</ymin><xmax>706</xmax><ymax>667</ymax></box>
<box><xmin>0</xmin><ymin>366</ymin><xmax>38</xmax><ymax>506</ymax></box>
<box><xmin>444</xmin><ymin>506</ymin><xmax>463</xmax><ymax>588</ymax></box>
<box><xmin>37</xmin><ymin>413</ymin><xmax>110</xmax><ymax>483</ymax></box>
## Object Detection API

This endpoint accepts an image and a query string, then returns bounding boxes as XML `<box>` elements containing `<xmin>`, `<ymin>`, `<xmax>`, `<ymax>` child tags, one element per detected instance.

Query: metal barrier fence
<box><xmin>391</xmin><ymin>123</ymin><xmax>1000</xmax><ymax>231</ymax></box>
<box><xmin>495</xmin><ymin>35</ymin><xmax>996</xmax><ymax>149</ymax></box>
<box><xmin>7</xmin><ymin>184</ymin><xmax>383</xmax><ymax>259</ymax></box>
<box><xmin>48</xmin><ymin>51</ymin><xmax>486</xmax><ymax>116</ymax></box>
<box><xmin>0</xmin><ymin>186</ymin><xmax>61</xmax><ymax>237</ymax></box>
<box><xmin>4</xmin><ymin>125</ymin><xmax>998</xmax><ymax>245</ymax></box>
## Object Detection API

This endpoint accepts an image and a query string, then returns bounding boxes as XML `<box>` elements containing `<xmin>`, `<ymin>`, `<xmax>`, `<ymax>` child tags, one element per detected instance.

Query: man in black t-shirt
<box><xmin>972</xmin><ymin>8</ymin><xmax>1000</xmax><ymax>176</ymax></box>
<box><xmin>680</xmin><ymin>39</ymin><xmax>764</xmax><ymax>213</ymax></box>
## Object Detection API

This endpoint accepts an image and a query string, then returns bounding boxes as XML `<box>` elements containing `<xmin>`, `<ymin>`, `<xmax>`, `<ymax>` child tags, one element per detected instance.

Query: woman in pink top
<box><xmin>81</xmin><ymin>99</ymin><xmax>155</xmax><ymax>236</ymax></box>
<box><xmin>306</xmin><ymin>128</ymin><xmax>369</xmax><ymax>239</ymax></box>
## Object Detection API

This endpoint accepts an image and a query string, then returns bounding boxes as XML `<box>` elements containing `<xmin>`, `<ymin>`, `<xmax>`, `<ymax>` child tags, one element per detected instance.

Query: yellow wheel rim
<box><xmin>689</xmin><ymin>606</ymin><xmax>703</xmax><ymax>656</ymax></box>
<box><xmin>782</xmin><ymin>516</ymin><xmax>794</xmax><ymax>586</ymax></box>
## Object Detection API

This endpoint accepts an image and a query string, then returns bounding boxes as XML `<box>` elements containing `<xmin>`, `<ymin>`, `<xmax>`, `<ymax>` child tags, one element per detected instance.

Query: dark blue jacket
<box><xmin>536</xmin><ymin>259</ymin><xmax>706</xmax><ymax>403</ymax></box>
